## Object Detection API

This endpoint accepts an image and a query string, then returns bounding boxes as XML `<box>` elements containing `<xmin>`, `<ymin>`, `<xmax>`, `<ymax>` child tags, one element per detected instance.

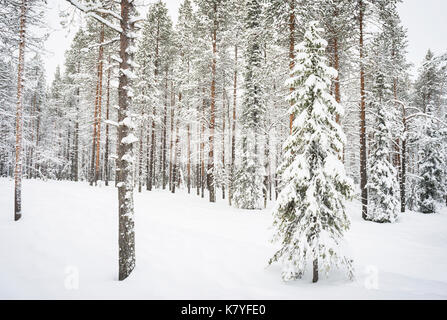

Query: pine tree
<box><xmin>67</xmin><ymin>0</ymin><xmax>138</xmax><ymax>281</ymax></box>
<box><xmin>416</xmin><ymin>119</ymin><xmax>445</xmax><ymax>213</ymax></box>
<box><xmin>231</xmin><ymin>0</ymin><xmax>265</xmax><ymax>210</ymax></box>
<box><xmin>175</xmin><ymin>0</ymin><xmax>195</xmax><ymax>194</ymax></box>
<box><xmin>366</xmin><ymin>71</ymin><xmax>399</xmax><ymax>223</ymax></box>
<box><xmin>270</xmin><ymin>22</ymin><xmax>354</xmax><ymax>283</ymax></box>
<box><xmin>413</xmin><ymin>50</ymin><xmax>446</xmax><ymax>214</ymax></box>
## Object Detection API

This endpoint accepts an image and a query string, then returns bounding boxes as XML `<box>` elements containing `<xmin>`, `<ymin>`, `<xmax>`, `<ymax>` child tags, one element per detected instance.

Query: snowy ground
<box><xmin>0</xmin><ymin>178</ymin><xmax>447</xmax><ymax>299</ymax></box>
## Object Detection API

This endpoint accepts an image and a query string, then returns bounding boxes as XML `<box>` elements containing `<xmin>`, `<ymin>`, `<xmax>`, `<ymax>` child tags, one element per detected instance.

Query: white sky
<box><xmin>42</xmin><ymin>0</ymin><xmax>446</xmax><ymax>84</ymax></box>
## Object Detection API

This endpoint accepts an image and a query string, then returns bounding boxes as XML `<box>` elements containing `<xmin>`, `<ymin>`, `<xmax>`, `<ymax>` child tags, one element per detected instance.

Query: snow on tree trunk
<box><xmin>117</xmin><ymin>0</ymin><xmax>137</xmax><ymax>281</ymax></box>
<box><xmin>105</xmin><ymin>55</ymin><xmax>111</xmax><ymax>186</ymax></box>
<box><xmin>208</xmin><ymin>2</ymin><xmax>218</xmax><ymax>203</ymax></box>
<box><xmin>229</xmin><ymin>45</ymin><xmax>238</xmax><ymax>206</ymax></box>
<box><xmin>270</xmin><ymin>22</ymin><xmax>354</xmax><ymax>283</ymax></box>
<box><xmin>358</xmin><ymin>0</ymin><xmax>368</xmax><ymax>220</ymax></box>
<box><xmin>14</xmin><ymin>0</ymin><xmax>27</xmax><ymax>221</ymax></box>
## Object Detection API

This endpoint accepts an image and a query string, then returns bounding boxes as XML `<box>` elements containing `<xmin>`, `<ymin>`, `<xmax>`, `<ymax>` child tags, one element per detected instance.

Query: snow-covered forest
<box><xmin>1</xmin><ymin>0</ymin><xmax>447</xmax><ymax>299</ymax></box>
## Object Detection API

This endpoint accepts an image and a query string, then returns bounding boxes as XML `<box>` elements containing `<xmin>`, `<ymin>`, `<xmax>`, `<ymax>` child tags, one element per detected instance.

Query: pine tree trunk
<box><xmin>35</xmin><ymin>103</ymin><xmax>41</xmax><ymax>178</ymax></box>
<box><xmin>90</xmin><ymin>27</ymin><xmax>105</xmax><ymax>186</ymax></box>
<box><xmin>148</xmin><ymin>102</ymin><xmax>156</xmax><ymax>191</ymax></box>
<box><xmin>117</xmin><ymin>0</ymin><xmax>136</xmax><ymax>281</ymax></box>
<box><xmin>187</xmin><ymin>119</ymin><xmax>191</xmax><ymax>194</ymax></box>
<box><xmin>201</xmin><ymin>92</ymin><xmax>205</xmax><ymax>198</ymax></box>
<box><xmin>28</xmin><ymin>94</ymin><xmax>36</xmax><ymax>179</ymax></box>
<box><xmin>14</xmin><ymin>0</ymin><xmax>26</xmax><ymax>221</ymax></box>
<box><xmin>333</xmin><ymin>37</ymin><xmax>341</xmax><ymax>123</ymax></box>
<box><xmin>208</xmin><ymin>4</ymin><xmax>217</xmax><ymax>203</ymax></box>
<box><xmin>264</xmin><ymin>135</ymin><xmax>270</xmax><ymax>209</ymax></box>
<box><xmin>169</xmin><ymin>81</ymin><xmax>175</xmax><ymax>191</ymax></box>
<box><xmin>401</xmin><ymin>103</ymin><xmax>407</xmax><ymax>212</ymax></box>
<box><xmin>401</xmin><ymin>138</ymin><xmax>406</xmax><ymax>212</ymax></box>
<box><xmin>221</xmin><ymin>88</ymin><xmax>226</xmax><ymax>200</ymax></box>
<box><xmin>138</xmin><ymin>124</ymin><xmax>143</xmax><ymax>193</ymax></box>
<box><xmin>288</xmin><ymin>0</ymin><xmax>295</xmax><ymax>134</ymax></box>
<box><xmin>104</xmin><ymin>56</ymin><xmax>111</xmax><ymax>186</ymax></box>
<box><xmin>229</xmin><ymin>45</ymin><xmax>237</xmax><ymax>206</ymax></box>
<box><xmin>312</xmin><ymin>258</ymin><xmax>319</xmax><ymax>283</ymax></box>
<box><xmin>95</xmin><ymin>25</ymin><xmax>105</xmax><ymax>185</ymax></box>
<box><xmin>359</xmin><ymin>0</ymin><xmax>368</xmax><ymax>220</ymax></box>
<box><xmin>148</xmin><ymin>19</ymin><xmax>160</xmax><ymax>191</ymax></box>
<box><xmin>172</xmin><ymin>116</ymin><xmax>180</xmax><ymax>194</ymax></box>
<box><xmin>162</xmin><ymin>69</ymin><xmax>168</xmax><ymax>189</ymax></box>
<box><xmin>196</xmin><ymin>106</ymin><xmax>201</xmax><ymax>196</ymax></box>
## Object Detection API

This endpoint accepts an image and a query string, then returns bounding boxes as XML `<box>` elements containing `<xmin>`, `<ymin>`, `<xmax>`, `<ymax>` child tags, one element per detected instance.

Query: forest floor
<box><xmin>1</xmin><ymin>178</ymin><xmax>447</xmax><ymax>299</ymax></box>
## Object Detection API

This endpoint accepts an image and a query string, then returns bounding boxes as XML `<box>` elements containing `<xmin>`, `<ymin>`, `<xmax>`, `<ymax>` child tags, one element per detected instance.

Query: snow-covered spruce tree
<box><xmin>231</xmin><ymin>0</ymin><xmax>265</xmax><ymax>210</ymax></box>
<box><xmin>416</xmin><ymin>119</ymin><xmax>445</xmax><ymax>213</ymax></box>
<box><xmin>269</xmin><ymin>21</ymin><xmax>354</xmax><ymax>283</ymax></box>
<box><xmin>366</xmin><ymin>71</ymin><xmax>399</xmax><ymax>223</ymax></box>
<box><xmin>412</xmin><ymin>50</ymin><xmax>446</xmax><ymax>214</ymax></box>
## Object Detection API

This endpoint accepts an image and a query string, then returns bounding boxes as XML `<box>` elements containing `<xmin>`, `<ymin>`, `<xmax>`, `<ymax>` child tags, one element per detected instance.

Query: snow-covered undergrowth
<box><xmin>0</xmin><ymin>178</ymin><xmax>446</xmax><ymax>299</ymax></box>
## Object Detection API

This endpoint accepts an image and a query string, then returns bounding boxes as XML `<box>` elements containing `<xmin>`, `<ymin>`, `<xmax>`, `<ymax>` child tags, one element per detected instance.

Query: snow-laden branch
<box><xmin>405</xmin><ymin>112</ymin><xmax>447</xmax><ymax>127</ymax></box>
<box><xmin>88</xmin><ymin>37</ymin><xmax>120</xmax><ymax>50</ymax></box>
<box><xmin>65</xmin><ymin>0</ymin><xmax>123</xmax><ymax>34</ymax></box>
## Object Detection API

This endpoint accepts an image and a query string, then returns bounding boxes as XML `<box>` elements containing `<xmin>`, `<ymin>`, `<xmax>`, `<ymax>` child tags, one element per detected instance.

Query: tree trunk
<box><xmin>221</xmin><ymin>87</ymin><xmax>226</xmax><ymax>200</ymax></box>
<box><xmin>161</xmin><ymin>69</ymin><xmax>168</xmax><ymax>189</ymax></box>
<box><xmin>138</xmin><ymin>123</ymin><xmax>143</xmax><ymax>193</ymax></box>
<box><xmin>201</xmin><ymin>92</ymin><xmax>205</xmax><ymax>198</ymax></box>
<box><xmin>169</xmin><ymin>81</ymin><xmax>175</xmax><ymax>191</ymax></box>
<box><xmin>312</xmin><ymin>258</ymin><xmax>318</xmax><ymax>283</ymax></box>
<box><xmin>229</xmin><ymin>45</ymin><xmax>237</xmax><ymax>206</ymax></box>
<box><xmin>400</xmin><ymin>102</ymin><xmax>407</xmax><ymax>213</ymax></box>
<box><xmin>117</xmin><ymin>0</ymin><xmax>136</xmax><ymax>281</ymax></box>
<box><xmin>196</xmin><ymin>101</ymin><xmax>201</xmax><ymax>196</ymax></box>
<box><xmin>187</xmin><ymin>116</ymin><xmax>191</xmax><ymax>194</ymax></box>
<box><xmin>149</xmin><ymin>102</ymin><xmax>157</xmax><ymax>191</ymax></box>
<box><xmin>14</xmin><ymin>0</ymin><xmax>26</xmax><ymax>221</ymax></box>
<box><xmin>147</xmin><ymin>21</ymin><xmax>160</xmax><ymax>191</ymax></box>
<box><xmin>288</xmin><ymin>0</ymin><xmax>295</xmax><ymax>134</ymax></box>
<box><xmin>95</xmin><ymin>25</ymin><xmax>105</xmax><ymax>185</ymax></box>
<box><xmin>104</xmin><ymin>56</ymin><xmax>111</xmax><ymax>185</ymax></box>
<box><xmin>359</xmin><ymin>0</ymin><xmax>368</xmax><ymax>220</ymax></box>
<box><xmin>264</xmin><ymin>134</ymin><xmax>270</xmax><ymax>209</ymax></box>
<box><xmin>172</xmin><ymin>115</ymin><xmax>180</xmax><ymax>193</ymax></box>
<box><xmin>333</xmin><ymin>37</ymin><xmax>341</xmax><ymax>123</ymax></box>
<box><xmin>208</xmin><ymin>2</ymin><xmax>218</xmax><ymax>203</ymax></box>
<box><xmin>90</xmin><ymin>26</ymin><xmax>105</xmax><ymax>186</ymax></box>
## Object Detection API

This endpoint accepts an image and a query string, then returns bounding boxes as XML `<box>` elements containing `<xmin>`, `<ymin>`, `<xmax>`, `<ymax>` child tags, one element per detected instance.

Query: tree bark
<box><xmin>359</xmin><ymin>0</ymin><xmax>368</xmax><ymax>220</ymax></box>
<box><xmin>169</xmin><ymin>81</ymin><xmax>175</xmax><ymax>191</ymax></box>
<box><xmin>400</xmin><ymin>102</ymin><xmax>407</xmax><ymax>213</ymax></box>
<box><xmin>161</xmin><ymin>68</ymin><xmax>168</xmax><ymax>189</ymax></box>
<box><xmin>172</xmin><ymin>100</ymin><xmax>180</xmax><ymax>194</ymax></box>
<box><xmin>95</xmin><ymin>25</ymin><xmax>105</xmax><ymax>184</ymax></box>
<box><xmin>105</xmin><ymin>56</ymin><xmax>111</xmax><ymax>186</ymax></box>
<box><xmin>187</xmin><ymin>111</ymin><xmax>191</xmax><ymax>194</ymax></box>
<box><xmin>229</xmin><ymin>45</ymin><xmax>237</xmax><ymax>206</ymax></box>
<box><xmin>147</xmin><ymin>19</ymin><xmax>160</xmax><ymax>191</ymax></box>
<box><xmin>14</xmin><ymin>0</ymin><xmax>26</xmax><ymax>221</ymax></box>
<box><xmin>221</xmin><ymin>87</ymin><xmax>226</xmax><ymax>200</ymax></box>
<box><xmin>208</xmin><ymin>2</ymin><xmax>217</xmax><ymax>203</ymax></box>
<box><xmin>201</xmin><ymin>91</ymin><xmax>205</xmax><ymax>198</ymax></box>
<box><xmin>117</xmin><ymin>0</ymin><xmax>136</xmax><ymax>281</ymax></box>
<box><xmin>288</xmin><ymin>0</ymin><xmax>295</xmax><ymax>134</ymax></box>
<box><xmin>312</xmin><ymin>258</ymin><xmax>318</xmax><ymax>283</ymax></box>
<box><xmin>90</xmin><ymin>25</ymin><xmax>105</xmax><ymax>186</ymax></box>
